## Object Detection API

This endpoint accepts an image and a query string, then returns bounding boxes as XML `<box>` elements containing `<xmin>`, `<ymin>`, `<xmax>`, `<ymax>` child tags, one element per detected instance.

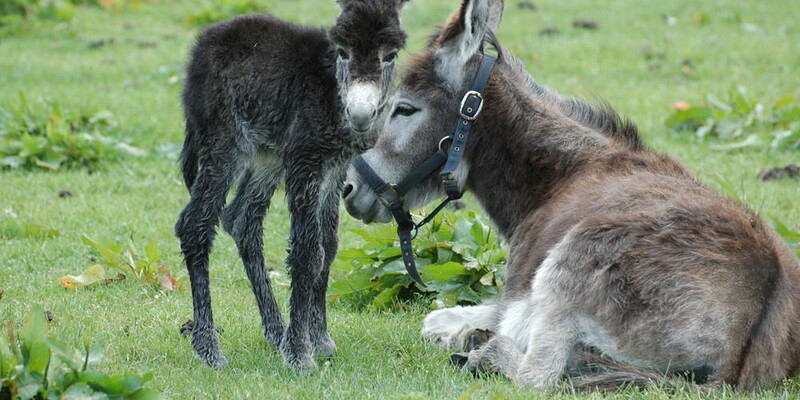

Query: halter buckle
<box><xmin>378</xmin><ymin>184</ymin><xmax>402</xmax><ymax>208</ymax></box>
<box><xmin>459</xmin><ymin>90</ymin><xmax>484</xmax><ymax>121</ymax></box>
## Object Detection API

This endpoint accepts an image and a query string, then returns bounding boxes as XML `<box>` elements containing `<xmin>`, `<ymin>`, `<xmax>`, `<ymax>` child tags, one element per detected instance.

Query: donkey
<box><xmin>175</xmin><ymin>0</ymin><xmax>408</xmax><ymax>371</ymax></box>
<box><xmin>343</xmin><ymin>0</ymin><xmax>800</xmax><ymax>390</ymax></box>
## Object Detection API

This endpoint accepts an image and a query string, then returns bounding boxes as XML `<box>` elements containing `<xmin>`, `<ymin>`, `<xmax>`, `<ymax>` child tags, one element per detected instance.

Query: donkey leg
<box><xmin>309</xmin><ymin>168</ymin><xmax>345</xmax><ymax>358</ymax></box>
<box><xmin>463</xmin><ymin>334</ymin><xmax>524</xmax><ymax>377</ymax></box>
<box><xmin>221</xmin><ymin>151</ymin><xmax>286</xmax><ymax>349</ymax></box>
<box><xmin>509</xmin><ymin>238</ymin><xmax>585</xmax><ymax>387</ymax></box>
<box><xmin>422</xmin><ymin>304</ymin><xmax>500</xmax><ymax>350</ymax></box>
<box><xmin>279</xmin><ymin>159</ymin><xmax>325</xmax><ymax>371</ymax></box>
<box><xmin>175</xmin><ymin>159</ymin><xmax>241</xmax><ymax>369</ymax></box>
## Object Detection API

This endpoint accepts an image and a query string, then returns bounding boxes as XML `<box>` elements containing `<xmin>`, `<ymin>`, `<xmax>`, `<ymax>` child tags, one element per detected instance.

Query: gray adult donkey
<box><xmin>175</xmin><ymin>0</ymin><xmax>408</xmax><ymax>371</ymax></box>
<box><xmin>343</xmin><ymin>0</ymin><xmax>800</xmax><ymax>390</ymax></box>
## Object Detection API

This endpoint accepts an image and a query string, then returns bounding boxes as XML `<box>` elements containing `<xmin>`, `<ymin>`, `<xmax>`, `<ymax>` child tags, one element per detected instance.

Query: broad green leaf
<box><xmin>336</xmin><ymin>248</ymin><xmax>369</xmax><ymax>258</ymax></box>
<box><xmin>369</xmin><ymin>283</ymin><xmax>405</xmax><ymax>311</ymax></box>
<box><xmin>127</xmin><ymin>388</ymin><xmax>162</xmax><ymax>400</ymax></box>
<box><xmin>773</xmin><ymin>220</ymin><xmax>800</xmax><ymax>243</ymax></box>
<box><xmin>60</xmin><ymin>382</ymin><xmax>109</xmax><ymax>400</ymax></box>
<box><xmin>379</xmin><ymin>259</ymin><xmax>407</xmax><ymax>275</ymax></box>
<box><xmin>43</xmin><ymin>336</ymin><xmax>79</xmax><ymax>370</ymax></box>
<box><xmin>326</xmin><ymin>268</ymin><xmax>379</xmax><ymax>297</ymax></box>
<box><xmin>706</xmin><ymin>93</ymin><xmax>733</xmax><ymax>113</ymax></box>
<box><xmin>60</xmin><ymin>264</ymin><xmax>106</xmax><ymax>290</ymax></box>
<box><xmin>0</xmin><ymin>331</ymin><xmax>18</xmax><ymax>378</ymax></box>
<box><xmin>709</xmin><ymin>134</ymin><xmax>765</xmax><ymax>151</ymax></box>
<box><xmin>0</xmin><ymin>156</ymin><xmax>23</xmax><ymax>168</ymax></box>
<box><xmin>81</xmin><ymin>235</ymin><xmax>121</xmax><ymax>267</ymax></box>
<box><xmin>144</xmin><ymin>239</ymin><xmax>161</xmax><ymax>263</ymax></box>
<box><xmin>714</xmin><ymin>117</ymin><xmax>743</xmax><ymax>139</ymax></box>
<box><xmin>20</xmin><ymin>306</ymin><xmax>50</xmax><ymax>375</ymax></box>
<box><xmin>775</xmin><ymin>94</ymin><xmax>795</xmax><ymax>108</ymax></box>
<box><xmin>421</xmin><ymin>262</ymin><xmax>468</xmax><ymax>281</ymax></box>
<box><xmin>377</xmin><ymin>246</ymin><xmax>401</xmax><ymax>260</ymax></box>
<box><xmin>0</xmin><ymin>219</ymin><xmax>60</xmax><ymax>239</ymax></box>
<box><xmin>85</xmin><ymin>341</ymin><xmax>104</xmax><ymax>370</ymax></box>
<box><xmin>470</xmin><ymin>221</ymin><xmax>487</xmax><ymax>246</ymax></box>
<box><xmin>665</xmin><ymin>106</ymin><xmax>712</xmax><ymax>131</ymax></box>
<box><xmin>16</xmin><ymin>380</ymin><xmax>42</xmax><ymax>400</ymax></box>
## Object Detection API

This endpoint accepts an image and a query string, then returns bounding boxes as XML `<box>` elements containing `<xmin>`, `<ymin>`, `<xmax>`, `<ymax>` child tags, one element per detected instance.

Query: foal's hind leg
<box><xmin>309</xmin><ymin>166</ymin><xmax>346</xmax><ymax>358</ymax></box>
<box><xmin>221</xmin><ymin>151</ymin><xmax>286</xmax><ymax>349</ymax></box>
<box><xmin>279</xmin><ymin>155</ymin><xmax>325</xmax><ymax>371</ymax></box>
<box><xmin>175</xmin><ymin>158</ymin><xmax>241</xmax><ymax>369</ymax></box>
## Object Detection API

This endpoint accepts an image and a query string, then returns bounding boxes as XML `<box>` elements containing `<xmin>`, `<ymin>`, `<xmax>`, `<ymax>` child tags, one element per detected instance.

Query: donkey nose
<box><xmin>345</xmin><ymin>108</ymin><xmax>376</xmax><ymax>132</ymax></box>
<box><xmin>342</xmin><ymin>182</ymin><xmax>355</xmax><ymax>199</ymax></box>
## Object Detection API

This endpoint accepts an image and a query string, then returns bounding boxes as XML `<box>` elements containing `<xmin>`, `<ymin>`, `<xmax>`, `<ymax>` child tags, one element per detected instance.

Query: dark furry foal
<box><xmin>175</xmin><ymin>0</ymin><xmax>408</xmax><ymax>371</ymax></box>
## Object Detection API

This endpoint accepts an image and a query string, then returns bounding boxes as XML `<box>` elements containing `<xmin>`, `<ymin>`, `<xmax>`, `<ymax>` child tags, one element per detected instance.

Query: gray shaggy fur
<box><xmin>175</xmin><ymin>0</ymin><xmax>408</xmax><ymax>371</ymax></box>
<box><xmin>344</xmin><ymin>0</ymin><xmax>800</xmax><ymax>391</ymax></box>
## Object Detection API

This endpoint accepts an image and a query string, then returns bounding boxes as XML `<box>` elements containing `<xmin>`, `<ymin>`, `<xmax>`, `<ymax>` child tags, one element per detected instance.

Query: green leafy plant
<box><xmin>60</xmin><ymin>235</ymin><xmax>184</xmax><ymax>292</ymax></box>
<box><xmin>0</xmin><ymin>0</ymin><xmax>93</xmax><ymax>36</ymax></box>
<box><xmin>0</xmin><ymin>306</ymin><xmax>160</xmax><ymax>399</ymax></box>
<box><xmin>773</xmin><ymin>220</ymin><xmax>800</xmax><ymax>257</ymax></box>
<box><xmin>186</xmin><ymin>0</ymin><xmax>270</xmax><ymax>27</ymax></box>
<box><xmin>0</xmin><ymin>93</ymin><xmax>143</xmax><ymax>171</ymax></box>
<box><xmin>329</xmin><ymin>210</ymin><xmax>506</xmax><ymax>311</ymax></box>
<box><xmin>665</xmin><ymin>86</ymin><xmax>800</xmax><ymax>150</ymax></box>
<box><xmin>0</xmin><ymin>219</ymin><xmax>60</xmax><ymax>239</ymax></box>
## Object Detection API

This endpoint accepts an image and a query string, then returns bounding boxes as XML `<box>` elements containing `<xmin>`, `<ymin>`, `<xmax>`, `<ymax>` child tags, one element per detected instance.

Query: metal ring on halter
<box><xmin>438</xmin><ymin>136</ymin><xmax>453</xmax><ymax>151</ymax></box>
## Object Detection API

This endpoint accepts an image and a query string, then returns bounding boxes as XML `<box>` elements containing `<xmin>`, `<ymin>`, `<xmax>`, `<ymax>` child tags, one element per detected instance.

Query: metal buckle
<box><xmin>459</xmin><ymin>90</ymin><xmax>484</xmax><ymax>121</ymax></box>
<box><xmin>378</xmin><ymin>184</ymin><xmax>401</xmax><ymax>208</ymax></box>
<box><xmin>438</xmin><ymin>136</ymin><xmax>452</xmax><ymax>151</ymax></box>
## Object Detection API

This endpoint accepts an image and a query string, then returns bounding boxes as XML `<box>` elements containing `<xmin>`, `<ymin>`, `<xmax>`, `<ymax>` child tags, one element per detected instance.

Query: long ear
<box><xmin>434</xmin><ymin>0</ymin><xmax>491</xmax><ymax>89</ymax></box>
<box><xmin>394</xmin><ymin>0</ymin><xmax>410</xmax><ymax>12</ymax></box>
<box><xmin>487</xmin><ymin>0</ymin><xmax>504</xmax><ymax>34</ymax></box>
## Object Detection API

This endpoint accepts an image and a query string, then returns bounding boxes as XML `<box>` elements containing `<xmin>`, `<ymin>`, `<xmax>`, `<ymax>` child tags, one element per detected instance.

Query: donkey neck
<box><xmin>464</xmin><ymin>63</ymin><xmax>615</xmax><ymax>239</ymax></box>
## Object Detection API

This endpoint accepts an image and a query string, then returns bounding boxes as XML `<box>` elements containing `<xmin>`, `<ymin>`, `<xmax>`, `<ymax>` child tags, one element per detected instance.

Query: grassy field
<box><xmin>1</xmin><ymin>0</ymin><xmax>799</xmax><ymax>398</ymax></box>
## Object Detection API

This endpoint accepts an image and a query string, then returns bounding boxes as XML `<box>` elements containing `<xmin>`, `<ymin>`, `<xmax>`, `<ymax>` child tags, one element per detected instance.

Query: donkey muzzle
<box><xmin>344</xmin><ymin>82</ymin><xmax>381</xmax><ymax>133</ymax></box>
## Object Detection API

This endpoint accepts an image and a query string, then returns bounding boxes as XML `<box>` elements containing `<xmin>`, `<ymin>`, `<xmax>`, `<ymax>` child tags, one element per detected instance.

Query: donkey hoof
<box><xmin>190</xmin><ymin>325</ymin><xmax>228</xmax><ymax>369</ymax></box>
<box><xmin>465</xmin><ymin>328</ymin><xmax>495</xmax><ymax>352</ymax></box>
<box><xmin>280</xmin><ymin>338</ymin><xmax>318</xmax><ymax>372</ymax></box>
<box><xmin>204</xmin><ymin>353</ymin><xmax>229</xmax><ymax>369</ymax></box>
<box><xmin>312</xmin><ymin>335</ymin><xmax>337</xmax><ymax>359</ymax></box>
<box><xmin>450</xmin><ymin>352</ymin><xmax>469</xmax><ymax>368</ymax></box>
<box><xmin>284</xmin><ymin>352</ymin><xmax>318</xmax><ymax>374</ymax></box>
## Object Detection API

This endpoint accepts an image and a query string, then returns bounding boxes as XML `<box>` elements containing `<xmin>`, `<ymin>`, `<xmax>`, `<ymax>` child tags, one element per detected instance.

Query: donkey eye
<box><xmin>382</xmin><ymin>51</ymin><xmax>398</xmax><ymax>63</ymax></box>
<box><xmin>392</xmin><ymin>102</ymin><xmax>419</xmax><ymax>118</ymax></box>
<box><xmin>336</xmin><ymin>47</ymin><xmax>350</xmax><ymax>60</ymax></box>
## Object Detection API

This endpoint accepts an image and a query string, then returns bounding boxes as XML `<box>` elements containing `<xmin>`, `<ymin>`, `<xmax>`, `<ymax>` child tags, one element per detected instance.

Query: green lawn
<box><xmin>1</xmin><ymin>0</ymin><xmax>799</xmax><ymax>398</ymax></box>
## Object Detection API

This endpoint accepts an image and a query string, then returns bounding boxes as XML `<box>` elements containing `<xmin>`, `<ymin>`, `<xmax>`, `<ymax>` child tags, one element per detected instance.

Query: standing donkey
<box><xmin>343</xmin><ymin>0</ymin><xmax>800</xmax><ymax>390</ymax></box>
<box><xmin>175</xmin><ymin>0</ymin><xmax>408</xmax><ymax>371</ymax></box>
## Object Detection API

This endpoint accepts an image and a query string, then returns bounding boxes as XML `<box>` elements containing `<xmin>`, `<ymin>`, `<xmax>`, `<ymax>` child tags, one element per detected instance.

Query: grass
<box><xmin>1</xmin><ymin>0</ymin><xmax>799</xmax><ymax>398</ymax></box>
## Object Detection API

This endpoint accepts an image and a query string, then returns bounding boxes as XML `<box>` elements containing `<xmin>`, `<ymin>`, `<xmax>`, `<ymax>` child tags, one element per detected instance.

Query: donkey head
<box><xmin>331</xmin><ymin>0</ymin><xmax>409</xmax><ymax>133</ymax></box>
<box><xmin>343</xmin><ymin>0</ymin><xmax>503</xmax><ymax>223</ymax></box>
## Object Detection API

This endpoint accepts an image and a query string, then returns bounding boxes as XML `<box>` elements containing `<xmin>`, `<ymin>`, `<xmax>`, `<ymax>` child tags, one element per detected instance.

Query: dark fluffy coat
<box><xmin>175</xmin><ymin>0</ymin><xmax>407</xmax><ymax>371</ymax></box>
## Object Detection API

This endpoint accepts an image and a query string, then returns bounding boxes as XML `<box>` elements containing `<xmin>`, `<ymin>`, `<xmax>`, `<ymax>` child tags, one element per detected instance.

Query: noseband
<box><xmin>353</xmin><ymin>53</ymin><xmax>496</xmax><ymax>287</ymax></box>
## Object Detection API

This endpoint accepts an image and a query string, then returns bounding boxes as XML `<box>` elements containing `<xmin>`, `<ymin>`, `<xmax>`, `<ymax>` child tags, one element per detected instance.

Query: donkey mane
<box><xmin>487</xmin><ymin>31</ymin><xmax>644</xmax><ymax>150</ymax></box>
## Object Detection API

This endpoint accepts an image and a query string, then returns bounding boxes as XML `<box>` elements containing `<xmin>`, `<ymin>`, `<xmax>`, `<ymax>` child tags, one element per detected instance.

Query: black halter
<box><xmin>353</xmin><ymin>53</ymin><xmax>496</xmax><ymax>287</ymax></box>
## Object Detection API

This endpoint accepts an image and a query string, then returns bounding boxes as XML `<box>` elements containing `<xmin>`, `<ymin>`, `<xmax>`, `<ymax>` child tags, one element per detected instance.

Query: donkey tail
<box><xmin>567</xmin><ymin>352</ymin><xmax>675</xmax><ymax>392</ymax></box>
<box><xmin>179</xmin><ymin>127</ymin><xmax>199</xmax><ymax>191</ymax></box>
<box><xmin>570</xmin><ymin>371</ymin><xmax>667</xmax><ymax>392</ymax></box>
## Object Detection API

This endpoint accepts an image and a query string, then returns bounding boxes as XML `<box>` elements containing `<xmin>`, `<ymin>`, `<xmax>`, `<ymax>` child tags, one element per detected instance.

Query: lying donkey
<box><xmin>175</xmin><ymin>0</ymin><xmax>408</xmax><ymax>371</ymax></box>
<box><xmin>343</xmin><ymin>0</ymin><xmax>800</xmax><ymax>390</ymax></box>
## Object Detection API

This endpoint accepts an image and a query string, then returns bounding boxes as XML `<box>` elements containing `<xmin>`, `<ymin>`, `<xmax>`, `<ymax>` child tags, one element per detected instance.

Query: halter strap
<box><xmin>352</xmin><ymin>53</ymin><xmax>496</xmax><ymax>287</ymax></box>
<box><xmin>440</xmin><ymin>54</ymin><xmax>496</xmax><ymax>199</ymax></box>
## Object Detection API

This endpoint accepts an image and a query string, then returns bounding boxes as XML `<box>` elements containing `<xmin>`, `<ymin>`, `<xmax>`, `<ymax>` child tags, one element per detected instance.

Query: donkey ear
<box><xmin>434</xmin><ymin>0</ymin><xmax>492</xmax><ymax>88</ymax></box>
<box><xmin>487</xmin><ymin>0</ymin><xmax>504</xmax><ymax>34</ymax></box>
<box><xmin>394</xmin><ymin>0</ymin><xmax>410</xmax><ymax>12</ymax></box>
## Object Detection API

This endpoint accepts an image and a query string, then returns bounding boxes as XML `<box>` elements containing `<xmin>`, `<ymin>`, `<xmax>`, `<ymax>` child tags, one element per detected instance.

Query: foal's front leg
<box><xmin>280</xmin><ymin>158</ymin><xmax>325</xmax><ymax>371</ymax></box>
<box><xmin>310</xmin><ymin>167</ymin><xmax>346</xmax><ymax>359</ymax></box>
